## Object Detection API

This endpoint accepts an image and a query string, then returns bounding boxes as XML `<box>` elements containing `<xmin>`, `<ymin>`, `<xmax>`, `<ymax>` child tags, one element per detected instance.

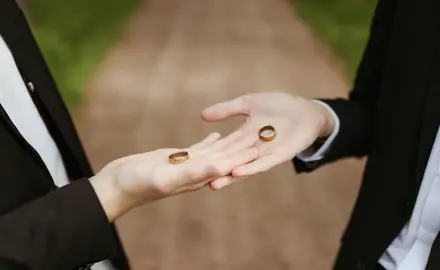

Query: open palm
<box><xmin>201</xmin><ymin>92</ymin><xmax>329</xmax><ymax>189</ymax></box>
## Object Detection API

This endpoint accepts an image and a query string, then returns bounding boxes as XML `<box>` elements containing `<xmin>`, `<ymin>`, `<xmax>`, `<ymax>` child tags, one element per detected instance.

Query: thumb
<box><xmin>201</xmin><ymin>96</ymin><xmax>249</xmax><ymax>122</ymax></box>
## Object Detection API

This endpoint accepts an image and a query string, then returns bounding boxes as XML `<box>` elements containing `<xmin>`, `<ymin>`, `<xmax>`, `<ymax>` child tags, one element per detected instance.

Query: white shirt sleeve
<box><xmin>296</xmin><ymin>100</ymin><xmax>341</xmax><ymax>162</ymax></box>
<box><xmin>92</xmin><ymin>260</ymin><xmax>116</xmax><ymax>270</ymax></box>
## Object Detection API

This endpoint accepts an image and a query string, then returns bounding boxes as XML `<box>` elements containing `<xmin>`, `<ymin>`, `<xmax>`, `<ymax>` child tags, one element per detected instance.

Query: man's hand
<box><xmin>201</xmin><ymin>92</ymin><xmax>335</xmax><ymax>189</ymax></box>
<box><xmin>90</xmin><ymin>132</ymin><xmax>259</xmax><ymax>221</ymax></box>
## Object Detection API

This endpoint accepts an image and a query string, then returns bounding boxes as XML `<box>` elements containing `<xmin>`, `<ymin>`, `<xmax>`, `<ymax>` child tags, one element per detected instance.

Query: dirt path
<box><xmin>75</xmin><ymin>0</ymin><xmax>364</xmax><ymax>269</ymax></box>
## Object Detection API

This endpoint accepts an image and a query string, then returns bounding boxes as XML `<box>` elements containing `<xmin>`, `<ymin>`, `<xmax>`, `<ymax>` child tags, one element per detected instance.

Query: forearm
<box><xmin>0</xmin><ymin>179</ymin><xmax>118</xmax><ymax>270</ymax></box>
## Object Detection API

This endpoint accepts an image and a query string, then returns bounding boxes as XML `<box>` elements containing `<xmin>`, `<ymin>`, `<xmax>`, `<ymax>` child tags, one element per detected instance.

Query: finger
<box><xmin>209</xmin><ymin>176</ymin><xmax>247</xmax><ymax>190</ymax></box>
<box><xmin>234</xmin><ymin>129</ymin><xmax>316</xmax><ymax>177</ymax></box>
<box><xmin>231</xmin><ymin>154</ymin><xmax>287</xmax><ymax>177</ymax></box>
<box><xmin>215</xmin><ymin>147</ymin><xmax>259</xmax><ymax>176</ymax></box>
<box><xmin>196</xmin><ymin>125</ymin><xmax>249</xmax><ymax>155</ymax></box>
<box><xmin>189</xmin><ymin>132</ymin><xmax>221</xmax><ymax>150</ymax></box>
<box><xmin>182</xmin><ymin>147</ymin><xmax>257</xmax><ymax>187</ymax></box>
<box><xmin>201</xmin><ymin>96</ymin><xmax>249</xmax><ymax>122</ymax></box>
<box><xmin>220</xmin><ymin>130</ymin><xmax>259</xmax><ymax>156</ymax></box>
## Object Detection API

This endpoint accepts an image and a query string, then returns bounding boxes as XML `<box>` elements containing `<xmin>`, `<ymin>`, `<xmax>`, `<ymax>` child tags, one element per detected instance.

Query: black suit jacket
<box><xmin>0</xmin><ymin>259</ymin><xmax>29</xmax><ymax>270</ymax></box>
<box><xmin>294</xmin><ymin>0</ymin><xmax>440</xmax><ymax>269</ymax></box>
<box><xmin>0</xmin><ymin>1</ymin><xmax>129</xmax><ymax>269</ymax></box>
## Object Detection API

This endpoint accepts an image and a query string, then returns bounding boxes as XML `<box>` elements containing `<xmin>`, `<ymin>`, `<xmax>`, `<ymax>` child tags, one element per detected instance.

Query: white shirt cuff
<box><xmin>92</xmin><ymin>260</ymin><xmax>115</xmax><ymax>270</ymax></box>
<box><xmin>297</xmin><ymin>100</ymin><xmax>340</xmax><ymax>162</ymax></box>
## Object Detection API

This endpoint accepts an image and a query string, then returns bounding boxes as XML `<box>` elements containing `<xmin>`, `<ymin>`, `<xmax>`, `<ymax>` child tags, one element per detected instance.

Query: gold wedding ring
<box><xmin>259</xmin><ymin>125</ymin><xmax>276</xmax><ymax>142</ymax></box>
<box><xmin>168</xmin><ymin>151</ymin><xmax>190</xmax><ymax>164</ymax></box>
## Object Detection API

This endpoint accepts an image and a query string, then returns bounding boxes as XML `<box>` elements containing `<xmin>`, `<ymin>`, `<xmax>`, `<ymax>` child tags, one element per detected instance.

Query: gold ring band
<box><xmin>259</xmin><ymin>125</ymin><xmax>276</xmax><ymax>142</ymax></box>
<box><xmin>169</xmin><ymin>151</ymin><xmax>190</xmax><ymax>164</ymax></box>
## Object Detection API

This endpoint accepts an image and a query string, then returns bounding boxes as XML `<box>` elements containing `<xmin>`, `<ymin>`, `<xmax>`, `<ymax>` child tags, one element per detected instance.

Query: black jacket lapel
<box><xmin>0</xmin><ymin>0</ymin><xmax>94</xmax><ymax>179</ymax></box>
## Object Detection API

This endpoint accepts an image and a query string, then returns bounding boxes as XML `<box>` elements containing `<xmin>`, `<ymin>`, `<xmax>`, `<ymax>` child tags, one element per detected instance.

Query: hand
<box><xmin>201</xmin><ymin>92</ymin><xmax>335</xmax><ymax>189</ymax></box>
<box><xmin>90</xmin><ymin>131</ymin><xmax>258</xmax><ymax>221</ymax></box>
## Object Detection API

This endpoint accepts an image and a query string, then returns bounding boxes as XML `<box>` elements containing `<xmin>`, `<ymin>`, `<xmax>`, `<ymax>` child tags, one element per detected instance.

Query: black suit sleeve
<box><xmin>293</xmin><ymin>0</ymin><xmax>398</xmax><ymax>173</ymax></box>
<box><xmin>0</xmin><ymin>179</ymin><xmax>118</xmax><ymax>270</ymax></box>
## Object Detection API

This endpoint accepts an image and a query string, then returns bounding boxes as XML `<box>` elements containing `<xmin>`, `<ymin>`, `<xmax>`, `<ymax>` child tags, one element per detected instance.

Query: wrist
<box><xmin>89</xmin><ymin>174</ymin><xmax>132</xmax><ymax>222</ymax></box>
<box><xmin>312</xmin><ymin>101</ymin><xmax>335</xmax><ymax>139</ymax></box>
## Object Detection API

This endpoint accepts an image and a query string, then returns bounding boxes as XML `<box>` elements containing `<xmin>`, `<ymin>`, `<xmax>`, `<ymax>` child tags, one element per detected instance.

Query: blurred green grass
<box><xmin>294</xmin><ymin>0</ymin><xmax>376</xmax><ymax>78</ymax></box>
<box><xmin>27</xmin><ymin>0</ymin><xmax>139</xmax><ymax>108</ymax></box>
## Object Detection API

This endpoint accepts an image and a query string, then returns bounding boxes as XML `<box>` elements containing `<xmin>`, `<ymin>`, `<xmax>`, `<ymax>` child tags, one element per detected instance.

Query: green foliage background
<box><xmin>27</xmin><ymin>0</ymin><xmax>139</xmax><ymax>107</ymax></box>
<box><xmin>294</xmin><ymin>0</ymin><xmax>377</xmax><ymax>77</ymax></box>
<box><xmin>27</xmin><ymin>0</ymin><xmax>376</xmax><ymax>106</ymax></box>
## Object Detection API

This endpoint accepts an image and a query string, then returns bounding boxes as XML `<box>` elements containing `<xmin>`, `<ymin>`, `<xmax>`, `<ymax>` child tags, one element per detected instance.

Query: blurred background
<box><xmin>24</xmin><ymin>0</ymin><xmax>375</xmax><ymax>269</ymax></box>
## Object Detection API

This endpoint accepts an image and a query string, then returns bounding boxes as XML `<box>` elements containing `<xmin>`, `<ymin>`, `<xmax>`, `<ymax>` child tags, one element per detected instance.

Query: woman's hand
<box><xmin>90</xmin><ymin>131</ymin><xmax>259</xmax><ymax>221</ymax></box>
<box><xmin>201</xmin><ymin>92</ymin><xmax>335</xmax><ymax>189</ymax></box>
